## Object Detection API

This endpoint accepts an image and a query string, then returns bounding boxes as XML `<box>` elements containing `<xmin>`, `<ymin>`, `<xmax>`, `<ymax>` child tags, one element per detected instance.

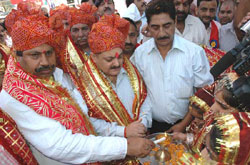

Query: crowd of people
<box><xmin>0</xmin><ymin>0</ymin><xmax>249</xmax><ymax>164</ymax></box>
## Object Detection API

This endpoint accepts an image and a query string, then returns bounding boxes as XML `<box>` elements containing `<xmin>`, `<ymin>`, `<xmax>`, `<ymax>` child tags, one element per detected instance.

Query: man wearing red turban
<box><xmin>0</xmin><ymin>3</ymin><xmax>154</xmax><ymax>164</ymax></box>
<box><xmin>63</xmin><ymin>14</ymin><xmax>154</xmax><ymax>164</ymax></box>
<box><xmin>68</xmin><ymin>3</ymin><xmax>98</xmax><ymax>57</ymax></box>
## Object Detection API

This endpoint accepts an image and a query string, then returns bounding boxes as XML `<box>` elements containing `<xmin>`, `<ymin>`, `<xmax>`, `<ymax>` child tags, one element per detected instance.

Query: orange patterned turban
<box><xmin>88</xmin><ymin>14</ymin><xmax>130</xmax><ymax>54</ymax></box>
<box><xmin>69</xmin><ymin>3</ymin><xmax>97</xmax><ymax>28</ymax></box>
<box><xmin>11</xmin><ymin>15</ymin><xmax>59</xmax><ymax>51</ymax></box>
<box><xmin>50</xmin><ymin>4</ymin><xmax>71</xmax><ymax>22</ymax></box>
<box><xmin>5</xmin><ymin>1</ymin><xmax>42</xmax><ymax>34</ymax></box>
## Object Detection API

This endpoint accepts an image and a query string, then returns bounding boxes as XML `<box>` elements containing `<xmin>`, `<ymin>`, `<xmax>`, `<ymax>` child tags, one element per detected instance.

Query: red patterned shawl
<box><xmin>3</xmin><ymin>55</ymin><xmax>95</xmax><ymax>135</ymax></box>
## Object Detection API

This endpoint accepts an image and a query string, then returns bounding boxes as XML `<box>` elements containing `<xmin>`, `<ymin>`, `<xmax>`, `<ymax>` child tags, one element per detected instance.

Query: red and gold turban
<box><xmin>69</xmin><ymin>3</ymin><xmax>97</xmax><ymax>28</ymax></box>
<box><xmin>50</xmin><ymin>4</ymin><xmax>69</xmax><ymax>19</ymax></box>
<box><xmin>5</xmin><ymin>1</ymin><xmax>43</xmax><ymax>34</ymax></box>
<box><xmin>11</xmin><ymin>15</ymin><xmax>60</xmax><ymax>51</ymax></box>
<box><xmin>88</xmin><ymin>14</ymin><xmax>130</xmax><ymax>54</ymax></box>
<box><xmin>214</xmin><ymin>112</ymin><xmax>250</xmax><ymax>164</ymax></box>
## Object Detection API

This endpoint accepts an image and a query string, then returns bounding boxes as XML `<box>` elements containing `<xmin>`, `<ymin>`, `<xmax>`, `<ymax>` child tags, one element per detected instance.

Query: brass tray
<box><xmin>139</xmin><ymin>132</ymin><xmax>189</xmax><ymax>165</ymax></box>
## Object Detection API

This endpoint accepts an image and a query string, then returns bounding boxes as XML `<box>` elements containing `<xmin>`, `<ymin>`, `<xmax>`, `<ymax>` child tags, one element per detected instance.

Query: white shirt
<box><xmin>89</xmin><ymin>67</ymin><xmax>152</xmax><ymax>137</ymax></box>
<box><xmin>131</xmin><ymin>35</ymin><xmax>214</xmax><ymax>124</ymax></box>
<box><xmin>175</xmin><ymin>15</ymin><xmax>208</xmax><ymax>45</ymax></box>
<box><xmin>219</xmin><ymin>21</ymin><xmax>239</xmax><ymax>52</ymax></box>
<box><xmin>0</xmin><ymin>68</ymin><xmax>127</xmax><ymax>164</ymax></box>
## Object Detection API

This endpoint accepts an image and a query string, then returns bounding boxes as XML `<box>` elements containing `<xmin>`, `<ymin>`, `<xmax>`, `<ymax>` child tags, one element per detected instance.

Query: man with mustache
<box><xmin>218</xmin><ymin>0</ymin><xmax>236</xmax><ymax>25</ymax></box>
<box><xmin>131</xmin><ymin>0</ymin><xmax>213</xmax><ymax>133</ymax></box>
<box><xmin>123</xmin><ymin>18</ymin><xmax>139</xmax><ymax>58</ymax></box>
<box><xmin>69</xmin><ymin>3</ymin><xmax>97</xmax><ymax>57</ymax></box>
<box><xmin>63</xmin><ymin>14</ymin><xmax>153</xmax><ymax>164</ymax></box>
<box><xmin>218</xmin><ymin>0</ymin><xmax>239</xmax><ymax>51</ymax></box>
<box><xmin>95</xmin><ymin>0</ymin><xmax>115</xmax><ymax>17</ymax></box>
<box><xmin>197</xmin><ymin>0</ymin><xmax>221</xmax><ymax>48</ymax></box>
<box><xmin>174</xmin><ymin>0</ymin><xmax>208</xmax><ymax>45</ymax></box>
<box><xmin>0</xmin><ymin>3</ymin><xmax>154</xmax><ymax>164</ymax></box>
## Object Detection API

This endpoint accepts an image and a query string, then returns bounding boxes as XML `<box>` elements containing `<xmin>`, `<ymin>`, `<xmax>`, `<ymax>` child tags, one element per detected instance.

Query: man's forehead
<box><xmin>199</xmin><ymin>0</ymin><xmax>217</xmax><ymax>6</ymax></box>
<box><xmin>72</xmin><ymin>23</ymin><xmax>89</xmax><ymax>29</ymax></box>
<box><xmin>129</xmin><ymin>24</ymin><xmax>137</xmax><ymax>32</ymax></box>
<box><xmin>149</xmin><ymin>13</ymin><xmax>174</xmax><ymax>24</ymax></box>
<box><xmin>221</xmin><ymin>3</ymin><xmax>234</xmax><ymax>10</ymax></box>
<box><xmin>100</xmin><ymin>48</ymin><xmax>123</xmax><ymax>57</ymax></box>
<box><xmin>23</xmin><ymin>44</ymin><xmax>54</xmax><ymax>53</ymax></box>
<box><xmin>175</xmin><ymin>0</ymin><xmax>189</xmax><ymax>4</ymax></box>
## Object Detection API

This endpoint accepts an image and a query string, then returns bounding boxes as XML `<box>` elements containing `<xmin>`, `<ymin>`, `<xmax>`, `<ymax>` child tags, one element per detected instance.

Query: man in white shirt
<box><xmin>174</xmin><ymin>0</ymin><xmax>208</xmax><ymax>45</ymax></box>
<box><xmin>65</xmin><ymin>14</ymin><xmax>152</xmax><ymax>141</ymax></box>
<box><xmin>122</xmin><ymin>2</ymin><xmax>144</xmax><ymax>43</ymax></box>
<box><xmin>218</xmin><ymin>0</ymin><xmax>236</xmax><ymax>25</ymax></box>
<box><xmin>219</xmin><ymin>21</ymin><xmax>239</xmax><ymax>51</ymax></box>
<box><xmin>197</xmin><ymin>0</ymin><xmax>221</xmax><ymax>48</ymax></box>
<box><xmin>131</xmin><ymin>0</ymin><xmax>214</xmax><ymax>133</ymax></box>
<box><xmin>0</xmin><ymin>11</ymin><xmax>154</xmax><ymax>165</ymax></box>
<box><xmin>123</xmin><ymin>18</ymin><xmax>140</xmax><ymax>58</ymax></box>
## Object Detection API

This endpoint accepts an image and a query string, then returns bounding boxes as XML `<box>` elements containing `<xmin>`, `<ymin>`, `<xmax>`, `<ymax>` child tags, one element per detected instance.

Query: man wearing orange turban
<box><xmin>68</xmin><ymin>3</ymin><xmax>97</xmax><ymax>57</ymax></box>
<box><xmin>0</xmin><ymin>3</ymin><xmax>154</xmax><ymax>164</ymax></box>
<box><xmin>63</xmin><ymin>14</ymin><xmax>153</xmax><ymax>164</ymax></box>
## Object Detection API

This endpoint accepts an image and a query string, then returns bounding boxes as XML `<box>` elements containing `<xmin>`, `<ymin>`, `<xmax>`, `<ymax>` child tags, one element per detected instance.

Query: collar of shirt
<box><xmin>223</xmin><ymin>21</ymin><xmax>235</xmax><ymax>33</ymax></box>
<box><xmin>53</xmin><ymin>67</ymin><xmax>63</xmax><ymax>82</ymax></box>
<box><xmin>175</xmin><ymin>15</ymin><xmax>195</xmax><ymax>35</ymax></box>
<box><xmin>147</xmin><ymin>35</ymin><xmax>185</xmax><ymax>56</ymax></box>
<box><xmin>185</xmin><ymin>15</ymin><xmax>196</xmax><ymax>25</ymax></box>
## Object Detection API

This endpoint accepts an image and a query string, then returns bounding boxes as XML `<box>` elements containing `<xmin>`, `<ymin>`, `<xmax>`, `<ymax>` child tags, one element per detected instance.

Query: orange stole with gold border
<box><xmin>63</xmin><ymin>37</ymin><xmax>147</xmax><ymax>126</ymax></box>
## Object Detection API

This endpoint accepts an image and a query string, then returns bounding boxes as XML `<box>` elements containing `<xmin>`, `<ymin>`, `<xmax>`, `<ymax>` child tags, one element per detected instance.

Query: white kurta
<box><xmin>219</xmin><ymin>21</ymin><xmax>239</xmax><ymax>52</ymax></box>
<box><xmin>131</xmin><ymin>35</ymin><xmax>214</xmax><ymax>124</ymax></box>
<box><xmin>175</xmin><ymin>15</ymin><xmax>208</xmax><ymax>45</ymax></box>
<box><xmin>0</xmin><ymin>68</ymin><xmax>127</xmax><ymax>164</ymax></box>
<box><xmin>87</xmin><ymin>68</ymin><xmax>152</xmax><ymax>137</ymax></box>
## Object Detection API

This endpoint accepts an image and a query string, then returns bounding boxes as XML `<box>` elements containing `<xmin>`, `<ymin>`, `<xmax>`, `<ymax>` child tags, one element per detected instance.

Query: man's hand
<box><xmin>238</xmin><ymin>12</ymin><xmax>250</xmax><ymax>29</ymax></box>
<box><xmin>141</xmin><ymin>25</ymin><xmax>152</xmax><ymax>38</ymax></box>
<box><xmin>166</xmin><ymin>122</ymin><xmax>186</xmax><ymax>133</ymax></box>
<box><xmin>172</xmin><ymin>132</ymin><xmax>187</xmax><ymax>141</ymax></box>
<box><xmin>126</xmin><ymin>119</ymin><xmax>146</xmax><ymax>138</ymax></box>
<box><xmin>127</xmin><ymin>137</ymin><xmax>155</xmax><ymax>158</ymax></box>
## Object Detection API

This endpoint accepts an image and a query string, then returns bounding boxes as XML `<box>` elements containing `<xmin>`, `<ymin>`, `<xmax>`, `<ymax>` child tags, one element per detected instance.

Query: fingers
<box><xmin>166</xmin><ymin>127</ymin><xmax>173</xmax><ymax>133</ymax></box>
<box><xmin>172</xmin><ymin>132</ymin><xmax>179</xmax><ymax>139</ymax></box>
<box><xmin>139</xmin><ymin>140</ymin><xmax>154</xmax><ymax>157</ymax></box>
<box><xmin>238</xmin><ymin>12</ymin><xmax>250</xmax><ymax>28</ymax></box>
<box><xmin>135</xmin><ymin>118</ymin><xmax>142</xmax><ymax>123</ymax></box>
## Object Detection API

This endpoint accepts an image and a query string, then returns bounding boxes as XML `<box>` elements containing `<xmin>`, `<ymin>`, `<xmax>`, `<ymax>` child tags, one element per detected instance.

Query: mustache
<box><xmin>125</xmin><ymin>43</ymin><xmax>134</xmax><ymax>47</ymax></box>
<box><xmin>35</xmin><ymin>65</ymin><xmax>55</xmax><ymax>73</ymax></box>
<box><xmin>176</xmin><ymin>11</ymin><xmax>186</xmax><ymax>15</ymax></box>
<box><xmin>157</xmin><ymin>36</ymin><xmax>170</xmax><ymax>40</ymax></box>
<box><xmin>104</xmin><ymin>7</ymin><xmax>111</xmax><ymax>12</ymax></box>
<box><xmin>77</xmin><ymin>38</ymin><xmax>87</xmax><ymax>41</ymax></box>
<box><xmin>204</xmin><ymin>16</ymin><xmax>212</xmax><ymax>20</ymax></box>
<box><xmin>110</xmin><ymin>65</ymin><xmax>121</xmax><ymax>69</ymax></box>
